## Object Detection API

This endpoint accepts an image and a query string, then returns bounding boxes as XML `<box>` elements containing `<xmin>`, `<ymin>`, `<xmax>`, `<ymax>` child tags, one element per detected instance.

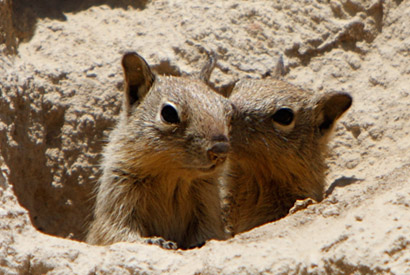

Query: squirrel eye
<box><xmin>161</xmin><ymin>104</ymin><xmax>180</xmax><ymax>124</ymax></box>
<box><xmin>272</xmin><ymin>108</ymin><xmax>294</xmax><ymax>126</ymax></box>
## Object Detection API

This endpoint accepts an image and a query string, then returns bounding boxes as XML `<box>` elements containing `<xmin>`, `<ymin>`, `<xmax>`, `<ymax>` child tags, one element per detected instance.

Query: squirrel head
<box><xmin>229</xmin><ymin>78</ymin><xmax>351</xmax><ymax>199</ymax></box>
<box><xmin>118</xmin><ymin>52</ymin><xmax>233</xmax><ymax>178</ymax></box>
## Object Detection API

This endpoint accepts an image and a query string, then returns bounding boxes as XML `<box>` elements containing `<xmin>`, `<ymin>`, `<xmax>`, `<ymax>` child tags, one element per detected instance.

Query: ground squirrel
<box><xmin>86</xmin><ymin>52</ymin><xmax>232</xmax><ymax>249</ymax></box>
<box><xmin>225</xmin><ymin>78</ymin><xmax>352</xmax><ymax>234</ymax></box>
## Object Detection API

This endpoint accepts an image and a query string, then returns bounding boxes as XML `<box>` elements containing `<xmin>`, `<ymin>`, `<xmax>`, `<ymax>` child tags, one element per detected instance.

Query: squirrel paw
<box><xmin>144</xmin><ymin>237</ymin><xmax>178</xmax><ymax>250</ymax></box>
<box><xmin>289</xmin><ymin>198</ymin><xmax>317</xmax><ymax>214</ymax></box>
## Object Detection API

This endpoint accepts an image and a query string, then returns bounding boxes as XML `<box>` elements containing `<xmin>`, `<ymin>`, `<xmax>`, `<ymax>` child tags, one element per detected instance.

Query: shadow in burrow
<box><xmin>0</xmin><ymin>82</ymin><xmax>116</xmax><ymax>241</ymax></box>
<box><xmin>325</xmin><ymin>176</ymin><xmax>364</xmax><ymax>197</ymax></box>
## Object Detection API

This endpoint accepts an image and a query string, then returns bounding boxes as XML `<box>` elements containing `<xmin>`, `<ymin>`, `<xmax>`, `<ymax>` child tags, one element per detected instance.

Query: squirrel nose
<box><xmin>207</xmin><ymin>142</ymin><xmax>230</xmax><ymax>163</ymax></box>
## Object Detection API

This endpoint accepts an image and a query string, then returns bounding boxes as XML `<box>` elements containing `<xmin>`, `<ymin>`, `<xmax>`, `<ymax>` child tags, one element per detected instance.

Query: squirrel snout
<box><xmin>207</xmin><ymin>142</ymin><xmax>230</xmax><ymax>163</ymax></box>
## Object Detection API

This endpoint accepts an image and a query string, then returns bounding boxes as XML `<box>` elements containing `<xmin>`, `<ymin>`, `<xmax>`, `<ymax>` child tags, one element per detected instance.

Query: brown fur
<box><xmin>86</xmin><ymin>52</ymin><xmax>232</xmax><ymax>249</ymax></box>
<box><xmin>225</xmin><ymin>78</ymin><xmax>352</xmax><ymax>234</ymax></box>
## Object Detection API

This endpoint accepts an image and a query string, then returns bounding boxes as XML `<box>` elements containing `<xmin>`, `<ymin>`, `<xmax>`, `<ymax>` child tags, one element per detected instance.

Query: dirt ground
<box><xmin>0</xmin><ymin>0</ymin><xmax>409</xmax><ymax>273</ymax></box>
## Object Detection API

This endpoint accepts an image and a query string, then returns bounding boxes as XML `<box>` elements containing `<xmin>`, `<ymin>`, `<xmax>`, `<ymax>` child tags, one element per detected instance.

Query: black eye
<box><xmin>272</xmin><ymin>108</ymin><xmax>294</xmax><ymax>126</ymax></box>
<box><xmin>161</xmin><ymin>104</ymin><xmax>180</xmax><ymax>124</ymax></box>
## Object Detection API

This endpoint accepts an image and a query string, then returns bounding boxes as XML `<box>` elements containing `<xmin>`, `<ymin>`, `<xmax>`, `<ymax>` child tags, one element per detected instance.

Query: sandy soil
<box><xmin>0</xmin><ymin>0</ymin><xmax>409</xmax><ymax>273</ymax></box>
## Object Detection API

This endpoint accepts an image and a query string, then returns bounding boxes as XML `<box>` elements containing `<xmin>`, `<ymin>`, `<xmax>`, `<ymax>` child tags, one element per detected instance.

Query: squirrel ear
<box><xmin>121</xmin><ymin>52</ymin><xmax>155</xmax><ymax>106</ymax></box>
<box><xmin>315</xmin><ymin>92</ymin><xmax>352</xmax><ymax>136</ymax></box>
